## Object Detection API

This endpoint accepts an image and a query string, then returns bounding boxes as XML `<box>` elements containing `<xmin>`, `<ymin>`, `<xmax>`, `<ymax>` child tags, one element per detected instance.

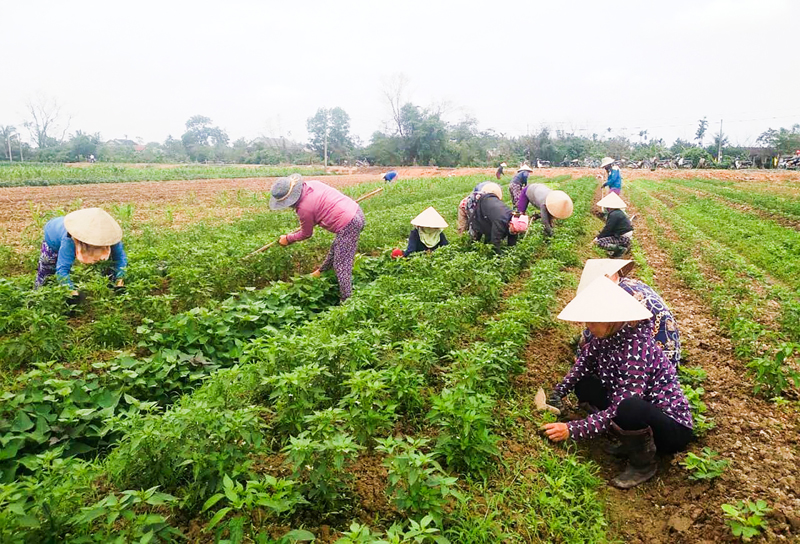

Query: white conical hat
<box><xmin>596</xmin><ymin>192</ymin><xmax>627</xmax><ymax>209</ymax></box>
<box><xmin>600</xmin><ymin>157</ymin><xmax>615</xmax><ymax>168</ymax></box>
<box><xmin>63</xmin><ymin>208</ymin><xmax>123</xmax><ymax>246</ymax></box>
<box><xmin>500</xmin><ymin>162</ymin><xmax>508</xmax><ymax>168</ymax></box>
<box><xmin>577</xmin><ymin>259</ymin><xmax>635</xmax><ymax>294</ymax></box>
<box><xmin>518</xmin><ymin>164</ymin><xmax>534</xmax><ymax>172</ymax></box>
<box><xmin>410</xmin><ymin>207</ymin><xmax>448</xmax><ymax>229</ymax></box>
<box><xmin>558</xmin><ymin>275</ymin><xmax>652</xmax><ymax>323</ymax></box>
<box><xmin>545</xmin><ymin>190</ymin><xmax>574</xmax><ymax>219</ymax></box>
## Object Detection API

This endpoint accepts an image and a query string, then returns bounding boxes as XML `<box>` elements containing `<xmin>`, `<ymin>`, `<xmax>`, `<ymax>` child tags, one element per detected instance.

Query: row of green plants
<box><xmin>1</xmin><ymin>177</ymin><xmax>605</xmax><ymax>542</ymax></box>
<box><xmin>627</xmin><ymin>184</ymin><xmax>799</xmax><ymax>400</ymax></box>
<box><xmin>0</xmin><ymin>175</ymin><xmax>505</xmax><ymax>369</ymax></box>
<box><xmin>0</xmin><ymin>163</ymin><xmax>327</xmax><ymax>187</ymax></box>
<box><xmin>650</xmin><ymin>182</ymin><xmax>800</xmax><ymax>291</ymax></box>
<box><xmin>664</xmin><ymin>177</ymin><xmax>800</xmax><ymax>220</ymax></box>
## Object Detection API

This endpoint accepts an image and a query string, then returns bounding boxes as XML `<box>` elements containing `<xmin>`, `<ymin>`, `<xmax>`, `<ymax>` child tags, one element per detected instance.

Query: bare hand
<box><xmin>310</xmin><ymin>269</ymin><xmax>321</xmax><ymax>278</ymax></box>
<box><xmin>542</xmin><ymin>422</ymin><xmax>570</xmax><ymax>442</ymax></box>
<box><xmin>279</xmin><ymin>235</ymin><xmax>289</xmax><ymax>247</ymax></box>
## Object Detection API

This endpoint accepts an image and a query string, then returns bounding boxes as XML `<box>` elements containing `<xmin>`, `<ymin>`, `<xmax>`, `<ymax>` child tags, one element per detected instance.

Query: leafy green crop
<box><xmin>680</xmin><ymin>447</ymin><xmax>729</xmax><ymax>480</ymax></box>
<box><xmin>722</xmin><ymin>500</ymin><xmax>771</xmax><ymax>542</ymax></box>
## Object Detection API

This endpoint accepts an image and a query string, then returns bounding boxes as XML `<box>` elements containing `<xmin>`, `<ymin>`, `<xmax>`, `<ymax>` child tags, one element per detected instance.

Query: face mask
<box><xmin>418</xmin><ymin>227</ymin><xmax>442</xmax><ymax>248</ymax></box>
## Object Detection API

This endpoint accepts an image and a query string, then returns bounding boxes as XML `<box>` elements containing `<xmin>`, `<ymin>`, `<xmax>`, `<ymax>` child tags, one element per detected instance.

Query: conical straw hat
<box><xmin>410</xmin><ymin>207</ymin><xmax>448</xmax><ymax>229</ymax></box>
<box><xmin>596</xmin><ymin>192</ymin><xmax>627</xmax><ymax>209</ymax></box>
<box><xmin>558</xmin><ymin>275</ymin><xmax>652</xmax><ymax>323</ymax></box>
<box><xmin>480</xmin><ymin>182</ymin><xmax>503</xmax><ymax>199</ymax></box>
<box><xmin>518</xmin><ymin>164</ymin><xmax>534</xmax><ymax>172</ymax></box>
<box><xmin>600</xmin><ymin>157</ymin><xmax>615</xmax><ymax>168</ymax></box>
<box><xmin>577</xmin><ymin>259</ymin><xmax>635</xmax><ymax>294</ymax></box>
<box><xmin>64</xmin><ymin>208</ymin><xmax>123</xmax><ymax>246</ymax></box>
<box><xmin>545</xmin><ymin>190</ymin><xmax>574</xmax><ymax>219</ymax></box>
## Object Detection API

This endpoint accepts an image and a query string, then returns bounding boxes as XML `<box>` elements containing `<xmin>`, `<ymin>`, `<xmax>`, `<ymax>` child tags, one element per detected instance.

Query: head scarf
<box><xmin>417</xmin><ymin>227</ymin><xmax>442</xmax><ymax>248</ymax></box>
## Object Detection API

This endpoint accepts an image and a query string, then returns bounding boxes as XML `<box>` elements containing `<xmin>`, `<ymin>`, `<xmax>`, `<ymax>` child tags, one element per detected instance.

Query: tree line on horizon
<box><xmin>1</xmin><ymin>97</ymin><xmax>799</xmax><ymax>168</ymax></box>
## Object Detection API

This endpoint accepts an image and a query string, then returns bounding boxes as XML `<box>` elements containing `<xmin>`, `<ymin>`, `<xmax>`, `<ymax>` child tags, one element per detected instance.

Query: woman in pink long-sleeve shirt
<box><xmin>270</xmin><ymin>174</ymin><xmax>365</xmax><ymax>301</ymax></box>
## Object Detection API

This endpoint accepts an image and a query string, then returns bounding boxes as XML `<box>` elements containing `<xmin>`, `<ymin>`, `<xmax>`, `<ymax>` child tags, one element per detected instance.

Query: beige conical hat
<box><xmin>480</xmin><ymin>182</ymin><xmax>503</xmax><ymax>199</ymax></box>
<box><xmin>410</xmin><ymin>207</ymin><xmax>448</xmax><ymax>229</ymax></box>
<box><xmin>596</xmin><ymin>192</ymin><xmax>627</xmax><ymax>209</ymax></box>
<box><xmin>600</xmin><ymin>157</ymin><xmax>615</xmax><ymax>168</ymax></box>
<box><xmin>577</xmin><ymin>259</ymin><xmax>635</xmax><ymax>294</ymax></box>
<box><xmin>545</xmin><ymin>190</ymin><xmax>574</xmax><ymax>219</ymax></box>
<box><xmin>518</xmin><ymin>164</ymin><xmax>534</xmax><ymax>172</ymax></box>
<box><xmin>558</xmin><ymin>275</ymin><xmax>652</xmax><ymax>323</ymax></box>
<box><xmin>63</xmin><ymin>208</ymin><xmax>123</xmax><ymax>246</ymax></box>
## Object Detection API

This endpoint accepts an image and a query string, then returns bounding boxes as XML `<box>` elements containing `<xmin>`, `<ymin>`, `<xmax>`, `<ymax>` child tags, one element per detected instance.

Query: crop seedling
<box><xmin>746</xmin><ymin>343</ymin><xmax>800</xmax><ymax>399</ymax></box>
<box><xmin>339</xmin><ymin>369</ymin><xmax>398</xmax><ymax>446</ymax></box>
<box><xmin>721</xmin><ymin>500</ymin><xmax>770</xmax><ymax>542</ymax></box>
<box><xmin>376</xmin><ymin>436</ymin><xmax>462</xmax><ymax>527</ymax></box>
<box><xmin>680</xmin><ymin>447</ymin><xmax>730</xmax><ymax>480</ymax></box>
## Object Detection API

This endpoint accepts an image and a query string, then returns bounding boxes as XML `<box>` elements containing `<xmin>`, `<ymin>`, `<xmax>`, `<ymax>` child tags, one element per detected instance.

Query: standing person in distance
<box><xmin>34</xmin><ymin>208</ymin><xmax>128</xmax><ymax>306</ymax></box>
<box><xmin>600</xmin><ymin>157</ymin><xmax>622</xmax><ymax>195</ymax></box>
<box><xmin>392</xmin><ymin>207</ymin><xmax>449</xmax><ymax>258</ymax></box>
<box><xmin>272</xmin><ymin>174</ymin><xmax>365</xmax><ymax>302</ymax></box>
<box><xmin>495</xmin><ymin>162</ymin><xmax>507</xmax><ymax>180</ymax></box>
<box><xmin>516</xmin><ymin>183</ymin><xmax>573</xmax><ymax>236</ymax></box>
<box><xmin>593</xmin><ymin>192</ymin><xmax>632</xmax><ymax>257</ymax></box>
<box><xmin>508</xmin><ymin>164</ymin><xmax>533</xmax><ymax>208</ymax></box>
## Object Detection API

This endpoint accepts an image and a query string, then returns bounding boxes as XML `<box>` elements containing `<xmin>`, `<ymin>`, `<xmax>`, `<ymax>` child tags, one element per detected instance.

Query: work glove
<box><xmin>547</xmin><ymin>392</ymin><xmax>564</xmax><ymax>412</ymax></box>
<box><xmin>112</xmin><ymin>284</ymin><xmax>126</xmax><ymax>296</ymax></box>
<box><xmin>391</xmin><ymin>248</ymin><xmax>404</xmax><ymax>259</ymax></box>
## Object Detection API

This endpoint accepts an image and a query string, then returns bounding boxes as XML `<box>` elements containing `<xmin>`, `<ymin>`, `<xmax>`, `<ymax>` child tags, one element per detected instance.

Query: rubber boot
<box><xmin>611</xmin><ymin>424</ymin><xmax>658</xmax><ymax>489</ymax></box>
<box><xmin>603</xmin><ymin>421</ymin><xmax>626</xmax><ymax>457</ymax></box>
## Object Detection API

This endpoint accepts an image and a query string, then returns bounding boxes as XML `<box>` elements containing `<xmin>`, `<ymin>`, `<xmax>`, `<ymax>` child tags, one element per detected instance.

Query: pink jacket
<box><xmin>286</xmin><ymin>180</ymin><xmax>360</xmax><ymax>243</ymax></box>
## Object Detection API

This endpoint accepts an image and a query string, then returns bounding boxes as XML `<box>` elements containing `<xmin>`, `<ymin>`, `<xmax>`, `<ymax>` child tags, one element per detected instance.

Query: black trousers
<box><xmin>575</xmin><ymin>375</ymin><xmax>693</xmax><ymax>453</ymax></box>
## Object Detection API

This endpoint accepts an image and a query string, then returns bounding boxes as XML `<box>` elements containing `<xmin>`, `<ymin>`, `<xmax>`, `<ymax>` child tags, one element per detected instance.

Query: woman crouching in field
<box><xmin>272</xmin><ymin>174</ymin><xmax>365</xmax><ymax>302</ymax></box>
<box><xmin>35</xmin><ymin>208</ymin><xmax>127</xmax><ymax>305</ymax></box>
<box><xmin>542</xmin><ymin>275</ymin><xmax>693</xmax><ymax>489</ymax></box>
<box><xmin>392</xmin><ymin>206</ymin><xmax>449</xmax><ymax>258</ymax></box>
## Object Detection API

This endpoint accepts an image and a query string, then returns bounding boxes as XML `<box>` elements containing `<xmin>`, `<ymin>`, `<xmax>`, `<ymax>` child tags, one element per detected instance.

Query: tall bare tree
<box><xmin>381</xmin><ymin>73</ymin><xmax>409</xmax><ymax>137</ymax></box>
<box><xmin>24</xmin><ymin>95</ymin><xmax>71</xmax><ymax>148</ymax></box>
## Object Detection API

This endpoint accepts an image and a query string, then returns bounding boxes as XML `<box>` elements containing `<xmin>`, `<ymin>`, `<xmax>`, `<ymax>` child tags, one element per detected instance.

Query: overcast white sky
<box><xmin>2</xmin><ymin>0</ymin><xmax>798</xmax><ymax>148</ymax></box>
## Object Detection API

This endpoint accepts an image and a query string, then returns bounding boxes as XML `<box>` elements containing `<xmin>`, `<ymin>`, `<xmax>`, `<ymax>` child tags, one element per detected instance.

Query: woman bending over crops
<box><xmin>593</xmin><ymin>192</ymin><xmax>632</xmax><ymax>257</ymax></box>
<box><xmin>542</xmin><ymin>275</ymin><xmax>693</xmax><ymax>489</ymax></box>
<box><xmin>508</xmin><ymin>164</ymin><xmax>533</xmax><ymax>208</ymax></box>
<box><xmin>470</xmin><ymin>190</ymin><xmax>528</xmax><ymax>253</ymax></box>
<box><xmin>457</xmin><ymin>181</ymin><xmax>500</xmax><ymax>236</ymax></box>
<box><xmin>576</xmin><ymin>259</ymin><xmax>681</xmax><ymax>368</ymax></box>
<box><xmin>35</xmin><ymin>208</ymin><xmax>127</xmax><ymax>305</ymax></box>
<box><xmin>516</xmin><ymin>184</ymin><xmax>573</xmax><ymax>236</ymax></box>
<box><xmin>272</xmin><ymin>174</ymin><xmax>364</xmax><ymax>301</ymax></box>
<box><xmin>600</xmin><ymin>156</ymin><xmax>622</xmax><ymax>195</ymax></box>
<box><xmin>392</xmin><ymin>207</ymin><xmax>449</xmax><ymax>258</ymax></box>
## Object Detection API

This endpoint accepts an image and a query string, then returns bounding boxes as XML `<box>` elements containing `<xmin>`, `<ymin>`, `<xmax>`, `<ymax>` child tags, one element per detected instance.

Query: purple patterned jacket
<box><xmin>555</xmin><ymin>322</ymin><xmax>693</xmax><ymax>440</ymax></box>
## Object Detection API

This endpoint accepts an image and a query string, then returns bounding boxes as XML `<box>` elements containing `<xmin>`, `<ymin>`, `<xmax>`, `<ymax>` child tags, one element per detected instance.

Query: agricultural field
<box><xmin>0</xmin><ymin>167</ymin><xmax>799</xmax><ymax>543</ymax></box>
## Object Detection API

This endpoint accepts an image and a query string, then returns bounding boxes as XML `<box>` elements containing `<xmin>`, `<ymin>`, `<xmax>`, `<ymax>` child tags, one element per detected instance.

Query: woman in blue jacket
<box><xmin>35</xmin><ymin>208</ymin><xmax>127</xmax><ymax>302</ymax></box>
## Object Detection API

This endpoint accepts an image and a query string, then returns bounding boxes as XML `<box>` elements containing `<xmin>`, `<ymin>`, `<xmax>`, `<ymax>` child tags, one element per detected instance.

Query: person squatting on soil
<box><xmin>35</xmin><ymin>208</ymin><xmax>127</xmax><ymax>305</ymax></box>
<box><xmin>543</xmin><ymin>275</ymin><xmax>694</xmax><ymax>489</ymax></box>
<box><xmin>392</xmin><ymin>207</ymin><xmax>449</xmax><ymax>259</ymax></box>
<box><xmin>508</xmin><ymin>164</ymin><xmax>533</xmax><ymax>208</ymax></box>
<box><xmin>577</xmin><ymin>259</ymin><xmax>681</xmax><ymax>369</ymax></box>
<box><xmin>457</xmin><ymin>181</ymin><xmax>501</xmax><ymax>236</ymax></box>
<box><xmin>600</xmin><ymin>156</ymin><xmax>622</xmax><ymax>195</ymax></box>
<box><xmin>593</xmin><ymin>192</ymin><xmax>633</xmax><ymax>257</ymax></box>
<box><xmin>516</xmin><ymin>184</ymin><xmax>574</xmax><ymax>236</ymax></box>
<box><xmin>495</xmin><ymin>162</ymin><xmax>507</xmax><ymax>180</ymax></box>
<box><xmin>272</xmin><ymin>174</ymin><xmax>364</xmax><ymax>301</ymax></box>
<box><xmin>470</xmin><ymin>190</ymin><xmax>528</xmax><ymax>252</ymax></box>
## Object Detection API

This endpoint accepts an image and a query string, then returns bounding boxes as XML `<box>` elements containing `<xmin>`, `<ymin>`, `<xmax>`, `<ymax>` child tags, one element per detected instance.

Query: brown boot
<box><xmin>611</xmin><ymin>425</ymin><xmax>657</xmax><ymax>489</ymax></box>
<box><xmin>603</xmin><ymin>421</ymin><xmax>626</xmax><ymax>457</ymax></box>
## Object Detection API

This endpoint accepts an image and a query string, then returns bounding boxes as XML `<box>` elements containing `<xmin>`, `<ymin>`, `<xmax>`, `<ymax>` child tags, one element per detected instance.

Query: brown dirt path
<box><xmin>597</xmin><ymin>199</ymin><xmax>800</xmax><ymax>543</ymax></box>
